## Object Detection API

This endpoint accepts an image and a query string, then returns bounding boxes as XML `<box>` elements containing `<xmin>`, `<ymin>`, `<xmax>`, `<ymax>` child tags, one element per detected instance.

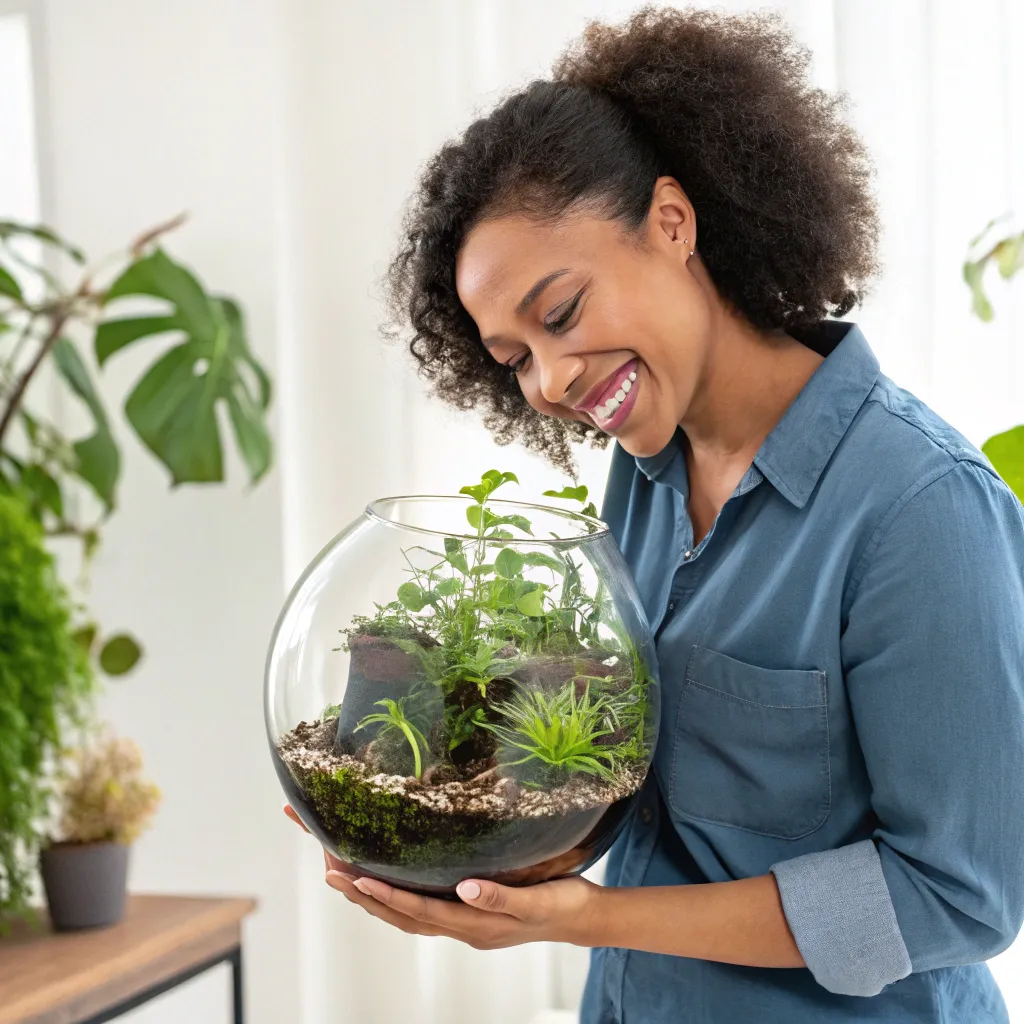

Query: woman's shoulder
<box><xmin>836</xmin><ymin>372</ymin><xmax>1011</xmax><ymax>508</ymax></box>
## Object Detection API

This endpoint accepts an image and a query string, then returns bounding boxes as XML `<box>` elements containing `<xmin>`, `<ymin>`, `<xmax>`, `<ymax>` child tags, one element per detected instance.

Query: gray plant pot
<box><xmin>40</xmin><ymin>840</ymin><xmax>129</xmax><ymax>931</ymax></box>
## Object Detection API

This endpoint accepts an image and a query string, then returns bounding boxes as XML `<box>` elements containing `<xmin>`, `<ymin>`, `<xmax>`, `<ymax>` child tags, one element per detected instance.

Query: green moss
<box><xmin>301</xmin><ymin>765</ymin><xmax>491</xmax><ymax>865</ymax></box>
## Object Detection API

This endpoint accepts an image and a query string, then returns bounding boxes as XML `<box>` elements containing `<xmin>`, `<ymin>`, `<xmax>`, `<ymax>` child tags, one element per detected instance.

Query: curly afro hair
<box><xmin>386</xmin><ymin>6</ymin><xmax>879</xmax><ymax>474</ymax></box>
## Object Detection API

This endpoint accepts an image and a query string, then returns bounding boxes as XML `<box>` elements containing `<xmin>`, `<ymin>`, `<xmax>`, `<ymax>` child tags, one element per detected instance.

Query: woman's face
<box><xmin>455</xmin><ymin>179</ymin><xmax>713</xmax><ymax>459</ymax></box>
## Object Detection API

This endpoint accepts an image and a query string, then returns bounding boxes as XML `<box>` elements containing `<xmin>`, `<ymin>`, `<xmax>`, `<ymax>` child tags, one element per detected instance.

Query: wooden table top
<box><xmin>0</xmin><ymin>895</ymin><xmax>257</xmax><ymax>1024</ymax></box>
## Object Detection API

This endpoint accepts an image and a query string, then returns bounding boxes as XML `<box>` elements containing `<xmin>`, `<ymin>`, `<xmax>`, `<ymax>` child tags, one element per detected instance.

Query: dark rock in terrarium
<box><xmin>265</xmin><ymin>472</ymin><xmax>659</xmax><ymax>895</ymax></box>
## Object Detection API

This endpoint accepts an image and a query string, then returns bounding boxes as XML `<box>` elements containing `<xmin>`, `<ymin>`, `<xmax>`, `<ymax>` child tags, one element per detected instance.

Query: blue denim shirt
<box><xmin>581</xmin><ymin>322</ymin><xmax>1024</xmax><ymax>1024</ymax></box>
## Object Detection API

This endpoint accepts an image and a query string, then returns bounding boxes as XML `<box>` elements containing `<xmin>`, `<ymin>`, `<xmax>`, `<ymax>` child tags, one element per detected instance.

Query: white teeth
<box><xmin>592</xmin><ymin>366</ymin><xmax>638</xmax><ymax>422</ymax></box>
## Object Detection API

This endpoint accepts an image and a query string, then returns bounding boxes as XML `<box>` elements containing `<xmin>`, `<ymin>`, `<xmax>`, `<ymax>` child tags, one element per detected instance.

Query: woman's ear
<box><xmin>647</xmin><ymin>176</ymin><xmax>697</xmax><ymax>258</ymax></box>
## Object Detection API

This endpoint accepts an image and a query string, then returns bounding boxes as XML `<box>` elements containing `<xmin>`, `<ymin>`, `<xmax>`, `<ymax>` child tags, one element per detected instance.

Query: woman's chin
<box><xmin>613</xmin><ymin>422</ymin><xmax>678</xmax><ymax>461</ymax></box>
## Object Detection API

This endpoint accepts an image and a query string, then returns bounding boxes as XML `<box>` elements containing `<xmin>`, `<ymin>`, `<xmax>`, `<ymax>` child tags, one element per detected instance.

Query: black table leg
<box><xmin>230</xmin><ymin>945</ymin><xmax>245</xmax><ymax>1024</ymax></box>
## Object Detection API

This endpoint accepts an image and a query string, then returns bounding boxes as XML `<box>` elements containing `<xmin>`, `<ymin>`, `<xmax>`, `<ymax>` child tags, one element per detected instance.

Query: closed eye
<box><xmin>544</xmin><ymin>289</ymin><xmax>585</xmax><ymax>334</ymax></box>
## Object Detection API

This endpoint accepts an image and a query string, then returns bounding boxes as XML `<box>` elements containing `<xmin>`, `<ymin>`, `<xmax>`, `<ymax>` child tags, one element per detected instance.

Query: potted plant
<box><xmin>266</xmin><ymin>470</ymin><xmax>658</xmax><ymax>894</ymax></box>
<box><xmin>0</xmin><ymin>214</ymin><xmax>274</xmax><ymax>676</ymax></box>
<box><xmin>0</xmin><ymin>217</ymin><xmax>274</xmax><ymax>928</ymax></box>
<box><xmin>40</xmin><ymin>732</ymin><xmax>160</xmax><ymax>931</ymax></box>
<box><xmin>0</xmin><ymin>493</ymin><xmax>92</xmax><ymax>927</ymax></box>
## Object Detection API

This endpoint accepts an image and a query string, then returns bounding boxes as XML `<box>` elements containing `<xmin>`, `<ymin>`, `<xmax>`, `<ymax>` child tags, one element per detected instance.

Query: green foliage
<box><xmin>98</xmin><ymin>252</ymin><xmax>272</xmax><ymax>486</ymax></box>
<box><xmin>353</xmin><ymin>698</ymin><xmax>430</xmax><ymax>779</ymax></box>
<box><xmin>97</xmin><ymin>634</ymin><xmax>143</xmax><ymax>676</ymax></box>
<box><xmin>0</xmin><ymin>216</ymin><xmax>274</xmax><ymax>677</ymax></box>
<box><xmin>966</xmin><ymin>218</ymin><xmax>1024</xmax><ymax>503</ymax></box>
<box><xmin>982</xmin><ymin>425</ymin><xmax>1024</xmax><ymax>503</ymax></box>
<box><xmin>340</xmin><ymin>469</ymin><xmax>651</xmax><ymax>779</ymax></box>
<box><xmin>963</xmin><ymin>217</ymin><xmax>1024</xmax><ymax>323</ymax></box>
<box><xmin>543</xmin><ymin>483</ymin><xmax>599</xmax><ymax>519</ymax></box>
<box><xmin>480</xmin><ymin>680</ymin><xmax>647</xmax><ymax>786</ymax></box>
<box><xmin>0</xmin><ymin>494</ymin><xmax>93</xmax><ymax>924</ymax></box>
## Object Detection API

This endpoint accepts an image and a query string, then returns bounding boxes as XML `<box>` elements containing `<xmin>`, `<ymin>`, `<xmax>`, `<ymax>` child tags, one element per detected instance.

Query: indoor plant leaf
<box><xmin>515</xmin><ymin>588</ymin><xmax>545</xmax><ymax>617</ymax></box>
<box><xmin>96</xmin><ymin>249</ymin><xmax>273</xmax><ymax>485</ymax></box>
<box><xmin>0</xmin><ymin>262</ymin><xmax>21</xmax><ymax>301</ymax></box>
<box><xmin>397</xmin><ymin>582</ymin><xmax>427</xmax><ymax>611</ymax></box>
<box><xmin>962</xmin><ymin>260</ymin><xmax>993</xmax><ymax>322</ymax></box>
<box><xmin>995</xmin><ymin>233</ymin><xmax>1024</xmax><ymax>279</ymax></box>
<box><xmin>20</xmin><ymin>465</ymin><xmax>63</xmax><ymax>519</ymax></box>
<box><xmin>98</xmin><ymin>634</ymin><xmax>143</xmax><ymax>676</ymax></box>
<box><xmin>494</xmin><ymin>548</ymin><xmax>526</xmax><ymax>579</ymax></box>
<box><xmin>0</xmin><ymin>221</ymin><xmax>86</xmax><ymax>263</ymax></box>
<box><xmin>543</xmin><ymin>485</ymin><xmax>588</xmax><ymax>502</ymax></box>
<box><xmin>52</xmin><ymin>338</ymin><xmax>120</xmax><ymax>510</ymax></box>
<box><xmin>982</xmin><ymin>424</ymin><xmax>1024</xmax><ymax>504</ymax></box>
<box><xmin>523</xmin><ymin>552</ymin><xmax>566</xmax><ymax>574</ymax></box>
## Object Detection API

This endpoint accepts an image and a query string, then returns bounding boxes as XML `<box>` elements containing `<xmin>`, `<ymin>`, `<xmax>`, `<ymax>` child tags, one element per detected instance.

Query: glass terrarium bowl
<box><xmin>265</xmin><ymin>493</ymin><xmax>659</xmax><ymax>896</ymax></box>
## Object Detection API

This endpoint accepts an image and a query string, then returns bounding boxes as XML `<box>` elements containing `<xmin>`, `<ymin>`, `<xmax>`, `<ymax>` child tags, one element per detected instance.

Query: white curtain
<box><xmin>16</xmin><ymin>1</ymin><xmax>1023</xmax><ymax>1021</ymax></box>
<box><xmin>275</xmin><ymin>2</ymin><xmax>1024</xmax><ymax>1021</ymax></box>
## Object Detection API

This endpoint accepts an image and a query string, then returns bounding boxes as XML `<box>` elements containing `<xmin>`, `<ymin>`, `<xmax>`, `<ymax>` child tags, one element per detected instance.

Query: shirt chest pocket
<box><xmin>666</xmin><ymin>645</ymin><xmax>831</xmax><ymax>840</ymax></box>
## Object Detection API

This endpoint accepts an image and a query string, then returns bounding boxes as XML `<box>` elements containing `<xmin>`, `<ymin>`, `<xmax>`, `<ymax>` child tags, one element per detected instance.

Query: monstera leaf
<box><xmin>95</xmin><ymin>249</ymin><xmax>272</xmax><ymax>486</ymax></box>
<box><xmin>52</xmin><ymin>338</ymin><xmax>120</xmax><ymax>510</ymax></box>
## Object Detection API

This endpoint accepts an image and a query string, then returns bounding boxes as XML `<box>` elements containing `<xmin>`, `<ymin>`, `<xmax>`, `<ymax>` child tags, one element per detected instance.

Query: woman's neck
<box><xmin>681</xmin><ymin>311</ymin><xmax>824</xmax><ymax>468</ymax></box>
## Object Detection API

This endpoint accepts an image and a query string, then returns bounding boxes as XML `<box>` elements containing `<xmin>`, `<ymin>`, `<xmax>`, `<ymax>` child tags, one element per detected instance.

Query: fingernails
<box><xmin>326</xmin><ymin>870</ymin><xmax>356</xmax><ymax>886</ymax></box>
<box><xmin>457</xmin><ymin>880</ymin><xmax>481</xmax><ymax>901</ymax></box>
<box><xmin>352</xmin><ymin>877</ymin><xmax>387</xmax><ymax>899</ymax></box>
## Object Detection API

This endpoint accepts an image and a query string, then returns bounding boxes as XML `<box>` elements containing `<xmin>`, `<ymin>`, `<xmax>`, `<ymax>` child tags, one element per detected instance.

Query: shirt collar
<box><xmin>634</xmin><ymin>322</ymin><xmax>880</xmax><ymax>509</ymax></box>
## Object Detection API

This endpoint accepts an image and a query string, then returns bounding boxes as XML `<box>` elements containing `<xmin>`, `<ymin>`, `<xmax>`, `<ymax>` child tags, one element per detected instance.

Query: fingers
<box><xmin>282</xmin><ymin>804</ymin><xmax>309</xmax><ymax>833</ymax></box>
<box><xmin>324</xmin><ymin>849</ymin><xmax>348</xmax><ymax>873</ymax></box>
<box><xmin>326</xmin><ymin>871</ymin><xmax>448</xmax><ymax>938</ymax></box>
<box><xmin>456</xmin><ymin>879</ymin><xmax>515</xmax><ymax>914</ymax></box>
<box><xmin>283</xmin><ymin>805</ymin><xmax>349</xmax><ymax>874</ymax></box>
<box><xmin>347</xmin><ymin>876</ymin><xmax>489</xmax><ymax>932</ymax></box>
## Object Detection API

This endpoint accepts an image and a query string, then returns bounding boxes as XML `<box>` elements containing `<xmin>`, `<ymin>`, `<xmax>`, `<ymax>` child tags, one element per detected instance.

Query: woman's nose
<box><xmin>536</xmin><ymin>351</ymin><xmax>586</xmax><ymax>406</ymax></box>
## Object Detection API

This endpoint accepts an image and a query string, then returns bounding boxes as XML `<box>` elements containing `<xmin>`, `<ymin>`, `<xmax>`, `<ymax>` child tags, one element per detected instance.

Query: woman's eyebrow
<box><xmin>481</xmin><ymin>268</ymin><xmax>572</xmax><ymax>347</ymax></box>
<box><xmin>515</xmin><ymin>268</ymin><xmax>571</xmax><ymax>316</ymax></box>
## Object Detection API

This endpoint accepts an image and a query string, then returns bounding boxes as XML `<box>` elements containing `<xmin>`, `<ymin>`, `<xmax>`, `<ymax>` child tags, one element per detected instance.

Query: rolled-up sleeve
<box><xmin>771</xmin><ymin>458</ymin><xmax>1024</xmax><ymax>996</ymax></box>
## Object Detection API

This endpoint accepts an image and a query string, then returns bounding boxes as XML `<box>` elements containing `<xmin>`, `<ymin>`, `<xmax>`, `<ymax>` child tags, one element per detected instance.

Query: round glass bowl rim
<box><xmin>364</xmin><ymin>494</ymin><xmax>608</xmax><ymax>545</ymax></box>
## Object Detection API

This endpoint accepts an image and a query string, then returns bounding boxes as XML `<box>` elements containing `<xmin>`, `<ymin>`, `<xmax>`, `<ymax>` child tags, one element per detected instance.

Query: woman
<box><xmin>287</xmin><ymin>8</ymin><xmax>1024</xmax><ymax>1021</ymax></box>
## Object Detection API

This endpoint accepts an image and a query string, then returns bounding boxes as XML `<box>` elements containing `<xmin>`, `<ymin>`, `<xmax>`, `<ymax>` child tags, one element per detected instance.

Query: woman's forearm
<box><xmin>577</xmin><ymin>874</ymin><xmax>806</xmax><ymax>969</ymax></box>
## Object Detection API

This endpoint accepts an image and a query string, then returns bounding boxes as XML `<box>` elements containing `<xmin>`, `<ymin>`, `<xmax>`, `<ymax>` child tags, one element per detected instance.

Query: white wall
<box><xmin>31</xmin><ymin>2</ymin><xmax>298</xmax><ymax>1021</ymax></box>
<box><xmin>10</xmin><ymin>0</ymin><xmax>1024</xmax><ymax>1021</ymax></box>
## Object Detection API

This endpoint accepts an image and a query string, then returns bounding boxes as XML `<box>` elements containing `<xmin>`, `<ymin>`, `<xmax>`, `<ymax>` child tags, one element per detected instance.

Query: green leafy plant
<box><xmin>0</xmin><ymin>493</ymin><xmax>93</xmax><ymax>924</ymax></box>
<box><xmin>346</xmin><ymin>470</ymin><xmax>651</xmax><ymax>778</ymax></box>
<box><xmin>0</xmin><ymin>215</ymin><xmax>274</xmax><ymax>672</ymax></box>
<box><xmin>964</xmin><ymin>216</ymin><xmax>1024</xmax><ymax>501</ymax></box>
<box><xmin>353</xmin><ymin>698</ymin><xmax>430</xmax><ymax>780</ymax></box>
<box><xmin>479</xmin><ymin>681</ymin><xmax>640</xmax><ymax>785</ymax></box>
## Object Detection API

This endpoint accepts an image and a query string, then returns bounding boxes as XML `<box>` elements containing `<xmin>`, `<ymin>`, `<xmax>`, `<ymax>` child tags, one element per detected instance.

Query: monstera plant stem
<box><xmin>0</xmin><ymin>297</ymin><xmax>77</xmax><ymax>446</ymax></box>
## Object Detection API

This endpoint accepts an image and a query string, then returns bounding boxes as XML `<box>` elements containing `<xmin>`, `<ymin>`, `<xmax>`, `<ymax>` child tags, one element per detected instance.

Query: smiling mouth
<box><xmin>573</xmin><ymin>359</ymin><xmax>639</xmax><ymax>430</ymax></box>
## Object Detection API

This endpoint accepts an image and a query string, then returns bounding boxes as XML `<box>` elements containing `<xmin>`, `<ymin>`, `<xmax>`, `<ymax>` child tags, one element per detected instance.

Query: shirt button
<box><xmin>683</xmin><ymin>550</ymin><xmax>693</xmax><ymax>560</ymax></box>
<box><xmin>640</xmin><ymin>807</ymin><xmax>653</xmax><ymax>824</ymax></box>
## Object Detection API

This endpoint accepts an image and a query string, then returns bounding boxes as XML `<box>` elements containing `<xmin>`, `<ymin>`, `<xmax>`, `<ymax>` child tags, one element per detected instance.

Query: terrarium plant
<box><xmin>41</xmin><ymin>731</ymin><xmax>160</xmax><ymax>931</ymax></box>
<box><xmin>267</xmin><ymin>470</ymin><xmax>658</xmax><ymax>894</ymax></box>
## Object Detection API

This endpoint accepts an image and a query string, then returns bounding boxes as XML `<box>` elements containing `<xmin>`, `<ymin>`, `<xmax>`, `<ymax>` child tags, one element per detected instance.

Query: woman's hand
<box><xmin>284</xmin><ymin>804</ymin><xmax>603</xmax><ymax>949</ymax></box>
